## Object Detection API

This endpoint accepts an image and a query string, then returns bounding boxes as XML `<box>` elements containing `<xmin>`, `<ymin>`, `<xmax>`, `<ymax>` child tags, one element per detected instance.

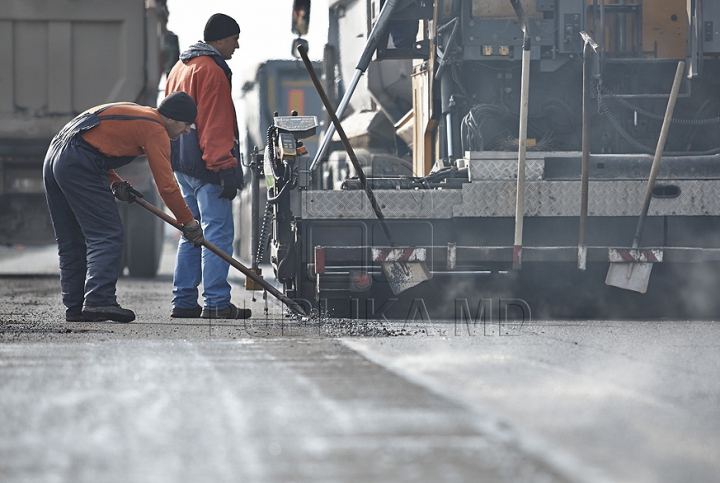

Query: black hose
<box><xmin>265</xmin><ymin>126</ymin><xmax>275</xmax><ymax>165</ymax></box>
<box><xmin>254</xmin><ymin>200</ymin><xmax>273</xmax><ymax>267</ymax></box>
<box><xmin>460</xmin><ymin>104</ymin><xmax>511</xmax><ymax>152</ymax></box>
<box><xmin>266</xmin><ymin>126</ymin><xmax>286</xmax><ymax>180</ymax></box>
<box><xmin>599</xmin><ymin>82</ymin><xmax>720</xmax><ymax>126</ymax></box>
<box><xmin>264</xmin><ymin>124</ymin><xmax>298</xmax><ymax>204</ymax></box>
<box><xmin>595</xmin><ymin>76</ymin><xmax>720</xmax><ymax>155</ymax></box>
<box><xmin>598</xmin><ymin>94</ymin><xmax>720</xmax><ymax>156</ymax></box>
<box><xmin>275</xmin><ymin>236</ymin><xmax>296</xmax><ymax>280</ymax></box>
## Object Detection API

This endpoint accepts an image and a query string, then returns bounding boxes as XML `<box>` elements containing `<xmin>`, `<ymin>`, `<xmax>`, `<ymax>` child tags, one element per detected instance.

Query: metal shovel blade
<box><xmin>381</xmin><ymin>261</ymin><xmax>432</xmax><ymax>295</ymax></box>
<box><xmin>604</xmin><ymin>62</ymin><xmax>683</xmax><ymax>296</ymax></box>
<box><xmin>605</xmin><ymin>262</ymin><xmax>653</xmax><ymax>294</ymax></box>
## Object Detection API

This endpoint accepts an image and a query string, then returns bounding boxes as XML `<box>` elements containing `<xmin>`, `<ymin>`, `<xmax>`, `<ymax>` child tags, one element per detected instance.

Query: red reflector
<box><xmin>353</xmin><ymin>272</ymin><xmax>372</xmax><ymax>290</ymax></box>
<box><xmin>315</xmin><ymin>247</ymin><xmax>325</xmax><ymax>274</ymax></box>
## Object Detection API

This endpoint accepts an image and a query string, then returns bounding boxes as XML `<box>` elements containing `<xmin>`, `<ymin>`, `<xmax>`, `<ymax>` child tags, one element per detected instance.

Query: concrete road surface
<box><xmin>0</xmin><ymin>244</ymin><xmax>719</xmax><ymax>482</ymax></box>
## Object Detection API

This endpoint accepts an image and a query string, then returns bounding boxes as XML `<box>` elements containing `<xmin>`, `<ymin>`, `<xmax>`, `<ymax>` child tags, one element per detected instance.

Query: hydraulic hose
<box><xmin>599</xmin><ymin>93</ymin><xmax>720</xmax><ymax>156</ymax></box>
<box><xmin>255</xmin><ymin>200</ymin><xmax>273</xmax><ymax>267</ymax></box>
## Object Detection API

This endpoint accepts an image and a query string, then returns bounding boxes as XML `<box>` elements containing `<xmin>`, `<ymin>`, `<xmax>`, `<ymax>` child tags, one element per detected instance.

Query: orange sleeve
<box><xmin>194</xmin><ymin>66</ymin><xmax>237</xmax><ymax>172</ymax></box>
<box><xmin>144</xmin><ymin>131</ymin><xmax>195</xmax><ymax>224</ymax></box>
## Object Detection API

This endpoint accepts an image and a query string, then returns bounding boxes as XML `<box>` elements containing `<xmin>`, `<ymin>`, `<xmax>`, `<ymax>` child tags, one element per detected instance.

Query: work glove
<box><xmin>112</xmin><ymin>181</ymin><xmax>144</xmax><ymax>204</ymax></box>
<box><xmin>181</xmin><ymin>220</ymin><xmax>204</xmax><ymax>247</ymax></box>
<box><xmin>218</xmin><ymin>168</ymin><xmax>238</xmax><ymax>201</ymax></box>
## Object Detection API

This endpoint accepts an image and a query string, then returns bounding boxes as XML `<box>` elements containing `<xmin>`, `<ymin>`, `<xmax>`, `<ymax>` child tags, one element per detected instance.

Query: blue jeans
<box><xmin>172</xmin><ymin>172</ymin><xmax>234</xmax><ymax>310</ymax></box>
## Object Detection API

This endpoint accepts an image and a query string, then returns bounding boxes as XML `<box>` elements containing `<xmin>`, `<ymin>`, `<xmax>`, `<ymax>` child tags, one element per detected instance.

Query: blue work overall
<box><xmin>42</xmin><ymin>104</ymin><xmax>163</xmax><ymax>317</ymax></box>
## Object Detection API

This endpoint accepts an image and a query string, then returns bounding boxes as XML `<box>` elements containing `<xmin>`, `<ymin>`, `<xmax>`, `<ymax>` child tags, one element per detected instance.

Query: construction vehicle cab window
<box><xmin>234</xmin><ymin>0</ymin><xmax>720</xmax><ymax>319</ymax></box>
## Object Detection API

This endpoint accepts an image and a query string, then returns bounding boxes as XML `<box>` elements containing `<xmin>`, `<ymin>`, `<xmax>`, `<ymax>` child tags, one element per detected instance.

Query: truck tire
<box><xmin>121</xmin><ymin>190</ymin><xmax>164</xmax><ymax>278</ymax></box>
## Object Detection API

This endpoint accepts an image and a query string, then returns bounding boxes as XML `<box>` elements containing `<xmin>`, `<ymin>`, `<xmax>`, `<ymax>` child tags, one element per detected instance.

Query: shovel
<box><xmin>133</xmin><ymin>197</ymin><xmax>306</xmax><ymax>316</ymax></box>
<box><xmin>297</xmin><ymin>44</ymin><xmax>431</xmax><ymax>295</ymax></box>
<box><xmin>605</xmin><ymin>61</ymin><xmax>685</xmax><ymax>293</ymax></box>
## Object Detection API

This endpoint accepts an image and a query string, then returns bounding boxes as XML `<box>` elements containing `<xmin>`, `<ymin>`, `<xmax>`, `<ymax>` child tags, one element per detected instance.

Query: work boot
<box><xmin>170</xmin><ymin>305</ymin><xmax>203</xmax><ymax>318</ymax></box>
<box><xmin>201</xmin><ymin>303</ymin><xmax>251</xmax><ymax>319</ymax></box>
<box><xmin>66</xmin><ymin>313</ymin><xmax>95</xmax><ymax>322</ymax></box>
<box><xmin>82</xmin><ymin>304</ymin><xmax>135</xmax><ymax>323</ymax></box>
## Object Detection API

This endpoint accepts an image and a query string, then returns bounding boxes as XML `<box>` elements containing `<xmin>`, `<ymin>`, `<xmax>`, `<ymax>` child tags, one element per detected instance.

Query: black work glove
<box><xmin>218</xmin><ymin>169</ymin><xmax>238</xmax><ymax>201</ymax></box>
<box><xmin>181</xmin><ymin>220</ymin><xmax>204</xmax><ymax>247</ymax></box>
<box><xmin>112</xmin><ymin>180</ymin><xmax>144</xmax><ymax>204</ymax></box>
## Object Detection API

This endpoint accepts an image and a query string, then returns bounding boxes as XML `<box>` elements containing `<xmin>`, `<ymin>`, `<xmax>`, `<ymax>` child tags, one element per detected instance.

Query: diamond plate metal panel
<box><xmin>465</xmin><ymin>150</ymin><xmax>556</xmax><ymax>181</ymax></box>
<box><xmin>468</xmin><ymin>159</ymin><xmax>544</xmax><ymax>181</ymax></box>
<box><xmin>302</xmin><ymin>180</ymin><xmax>720</xmax><ymax>219</ymax></box>
<box><xmin>302</xmin><ymin>191</ymin><xmax>368</xmax><ymax>218</ymax></box>
<box><xmin>454</xmin><ymin>180</ymin><xmax>720</xmax><ymax>217</ymax></box>
<box><xmin>302</xmin><ymin>190</ymin><xmax>463</xmax><ymax>219</ymax></box>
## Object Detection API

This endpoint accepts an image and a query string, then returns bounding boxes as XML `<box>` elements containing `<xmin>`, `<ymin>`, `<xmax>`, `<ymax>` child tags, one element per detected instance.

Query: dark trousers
<box><xmin>43</xmin><ymin>138</ymin><xmax>124</xmax><ymax>316</ymax></box>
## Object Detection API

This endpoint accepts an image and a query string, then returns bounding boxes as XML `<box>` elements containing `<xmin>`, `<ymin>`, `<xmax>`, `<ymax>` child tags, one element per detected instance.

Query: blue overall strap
<box><xmin>53</xmin><ymin>113</ymin><xmax>100</xmax><ymax>147</ymax></box>
<box><xmin>52</xmin><ymin>102</ymin><xmax>143</xmax><ymax>147</ymax></box>
<box><xmin>95</xmin><ymin>102</ymin><xmax>164</xmax><ymax>125</ymax></box>
<box><xmin>97</xmin><ymin>114</ymin><xmax>164</xmax><ymax>125</ymax></box>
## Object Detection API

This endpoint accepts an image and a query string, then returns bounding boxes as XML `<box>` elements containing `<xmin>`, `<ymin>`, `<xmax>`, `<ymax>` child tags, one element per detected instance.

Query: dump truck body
<box><xmin>0</xmin><ymin>0</ymin><xmax>174</xmax><ymax>276</ymax></box>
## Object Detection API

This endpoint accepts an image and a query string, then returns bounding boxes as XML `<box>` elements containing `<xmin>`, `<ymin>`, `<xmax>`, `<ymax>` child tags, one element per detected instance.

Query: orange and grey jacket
<box><xmin>165</xmin><ymin>42</ymin><xmax>242</xmax><ymax>186</ymax></box>
<box><xmin>79</xmin><ymin>103</ymin><xmax>194</xmax><ymax>224</ymax></box>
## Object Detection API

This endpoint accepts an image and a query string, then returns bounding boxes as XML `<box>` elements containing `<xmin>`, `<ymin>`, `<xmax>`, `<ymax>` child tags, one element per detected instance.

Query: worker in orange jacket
<box><xmin>43</xmin><ymin>92</ymin><xmax>204</xmax><ymax>323</ymax></box>
<box><xmin>165</xmin><ymin>13</ymin><xmax>250</xmax><ymax>319</ymax></box>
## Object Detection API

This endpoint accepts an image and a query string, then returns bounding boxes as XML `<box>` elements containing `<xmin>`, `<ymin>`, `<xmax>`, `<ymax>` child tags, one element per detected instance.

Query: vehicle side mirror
<box><xmin>292</xmin><ymin>0</ymin><xmax>311</xmax><ymax>36</ymax></box>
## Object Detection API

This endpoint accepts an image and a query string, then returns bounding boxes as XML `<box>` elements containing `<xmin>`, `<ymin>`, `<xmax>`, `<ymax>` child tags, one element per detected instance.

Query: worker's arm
<box><xmin>194</xmin><ymin>68</ymin><xmax>237</xmax><ymax>172</ymax></box>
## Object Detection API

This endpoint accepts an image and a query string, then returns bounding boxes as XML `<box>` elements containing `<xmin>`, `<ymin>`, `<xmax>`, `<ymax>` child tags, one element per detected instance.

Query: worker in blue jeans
<box><xmin>172</xmin><ymin>172</ymin><xmax>238</xmax><ymax>316</ymax></box>
<box><xmin>166</xmin><ymin>13</ymin><xmax>250</xmax><ymax>319</ymax></box>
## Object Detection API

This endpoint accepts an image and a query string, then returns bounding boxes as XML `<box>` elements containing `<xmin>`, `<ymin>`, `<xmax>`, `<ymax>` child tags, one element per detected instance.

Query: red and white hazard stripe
<box><xmin>608</xmin><ymin>248</ymin><xmax>663</xmax><ymax>263</ymax></box>
<box><xmin>372</xmin><ymin>247</ymin><xmax>426</xmax><ymax>262</ymax></box>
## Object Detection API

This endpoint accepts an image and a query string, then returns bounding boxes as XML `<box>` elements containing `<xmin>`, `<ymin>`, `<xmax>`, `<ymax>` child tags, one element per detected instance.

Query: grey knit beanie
<box><xmin>204</xmin><ymin>14</ymin><xmax>240</xmax><ymax>42</ymax></box>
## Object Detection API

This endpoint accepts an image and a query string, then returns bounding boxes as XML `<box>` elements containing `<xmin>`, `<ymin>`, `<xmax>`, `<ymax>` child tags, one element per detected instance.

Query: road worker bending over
<box><xmin>43</xmin><ymin>91</ymin><xmax>204</xmax><ymax>323</ymax></box>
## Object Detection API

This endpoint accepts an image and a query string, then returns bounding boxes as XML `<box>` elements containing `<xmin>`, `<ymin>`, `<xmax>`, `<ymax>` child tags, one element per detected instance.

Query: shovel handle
<box><xmin>133</xmin><ymin>198</ymin><xmax>306</xmax><ymax>316</ymax></box>
<box><xmin>633</xmin><ymin>60</ymin><xmax>685</xmax><ymax>248</ymax></box>
<box><xmin>297</xmin><ymin>44</ymin><xmax>397</xmax><ymax>247</ymax></box>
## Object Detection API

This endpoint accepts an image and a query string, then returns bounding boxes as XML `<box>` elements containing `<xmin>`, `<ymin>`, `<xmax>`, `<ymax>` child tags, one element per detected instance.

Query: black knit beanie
<box><xmin>204</xmin><ymin>13</ymin><xmax>240</xmax><ymax>42</ymax></box>
<box><xmin>158</xmin><ymin>91</ymin><xmax>197</xmax><ymax>124</ymax></box>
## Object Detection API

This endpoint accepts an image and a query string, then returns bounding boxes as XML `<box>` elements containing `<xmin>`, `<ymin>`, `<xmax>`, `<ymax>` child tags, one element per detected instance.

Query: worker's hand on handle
<box><xmin>181</xmin><ymin>220</ymin><xmax>204</xmax><ymax>247</ymax></box>
<box><xmin>218</xmin><ymin>169</ymin><xmax>238</xmax><ymax>200</ymax></box>
<box><xmin>112</xmin><ymin>180</ymin><xmax>144</xmax><ymax>204</ymax></box>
